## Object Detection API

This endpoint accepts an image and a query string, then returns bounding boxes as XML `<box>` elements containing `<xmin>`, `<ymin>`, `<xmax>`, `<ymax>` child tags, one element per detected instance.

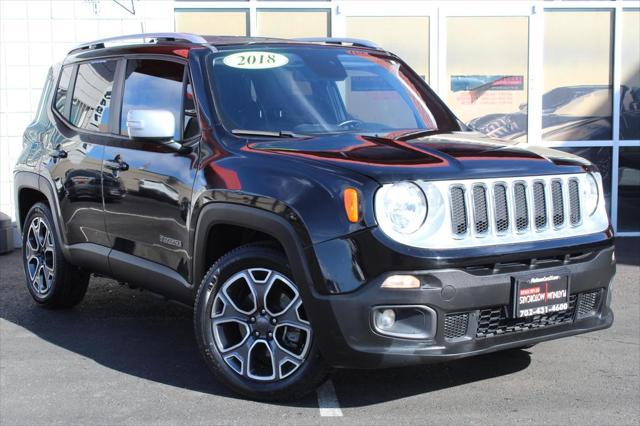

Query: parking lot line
<box><xmin>317</xmin><ymin>379</ymin><xmax>343</xmax><ymax>417</ymax></box>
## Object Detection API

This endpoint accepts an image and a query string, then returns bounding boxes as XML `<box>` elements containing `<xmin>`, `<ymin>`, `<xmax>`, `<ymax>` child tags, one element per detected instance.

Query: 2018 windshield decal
<box><xmin>222</xmin><ymin>51</ymin><xmax>289</xmax><ymax>69</ymax></box>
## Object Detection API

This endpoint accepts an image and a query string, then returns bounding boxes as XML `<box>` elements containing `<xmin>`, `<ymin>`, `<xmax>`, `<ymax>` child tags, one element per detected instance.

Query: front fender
<box><xmin>192</xmin><ymin>201</ymin><xmax>326</xmax><ymax>295</ymax></box>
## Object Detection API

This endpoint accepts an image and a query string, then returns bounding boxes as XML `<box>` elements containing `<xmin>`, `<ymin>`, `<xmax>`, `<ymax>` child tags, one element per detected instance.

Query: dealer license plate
<box><xmin>514</xmin><ymin>274</ymin><xmax>569</xmax><ymax>318</ymax></box>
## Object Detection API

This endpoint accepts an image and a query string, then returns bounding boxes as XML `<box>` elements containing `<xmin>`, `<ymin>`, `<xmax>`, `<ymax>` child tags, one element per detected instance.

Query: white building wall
<box><xmin>0</xmin><ymin>0</ymin><xmax>174</xmax><ymax>225</ymax></box>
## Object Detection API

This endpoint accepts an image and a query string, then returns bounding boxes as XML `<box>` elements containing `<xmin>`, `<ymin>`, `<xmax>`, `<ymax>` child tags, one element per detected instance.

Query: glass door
<box><xmin>333</xmin><ymin>1</ymin><xmax>436</xmax><ymax>84</ymax></box>
<box><xmin>438</xmin><ymin>3</ymin><xmax>535</xmax><ymax>142</ymax></box>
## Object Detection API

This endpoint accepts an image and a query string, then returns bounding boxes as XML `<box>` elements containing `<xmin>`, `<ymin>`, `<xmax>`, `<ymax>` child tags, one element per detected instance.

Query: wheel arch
<box><xmin>14</xmin><ymin>171</ymin><xmax>70</xmax><ymax>258</ymax></box>
<box><xmin>192</xmin><ymin>203</ymin><xmax>324</xmax><ymax>305</ymax></box>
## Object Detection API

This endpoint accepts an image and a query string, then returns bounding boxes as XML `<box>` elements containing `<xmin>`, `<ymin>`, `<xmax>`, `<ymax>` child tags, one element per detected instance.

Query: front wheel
<box><xmin>194</xmin><ymin>244</ymin><xmax>329</xmax><ymax>401</ymax></box>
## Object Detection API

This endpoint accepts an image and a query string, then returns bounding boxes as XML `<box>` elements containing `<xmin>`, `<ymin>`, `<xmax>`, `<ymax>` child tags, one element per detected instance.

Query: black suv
<box><xmin>14</xmin><ymin>33</ymin><xmax>615</xmax><ymax>401</ymax></box>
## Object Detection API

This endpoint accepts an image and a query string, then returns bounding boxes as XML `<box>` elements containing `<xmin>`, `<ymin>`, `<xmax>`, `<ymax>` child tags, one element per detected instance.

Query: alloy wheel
<box><xmin>25</xmin><ymin>217</ymin><xmax>55</xmax><ymax>295</ymax></box>
<box><xmin>210</xmin><ymin>268</ymin><xmax>312</xmax><ymax>381</ymax></box>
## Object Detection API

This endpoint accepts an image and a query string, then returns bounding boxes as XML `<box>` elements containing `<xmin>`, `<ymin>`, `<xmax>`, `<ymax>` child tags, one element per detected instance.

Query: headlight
<box><xmin>584</xmin><ymin>173</ymin><xmax>600</xmax><ymax>216</ymax></box>
<box><xmin>381</xmin><ymin>182</ymin><xmax>427</xmax><ymax>234</ymax></box>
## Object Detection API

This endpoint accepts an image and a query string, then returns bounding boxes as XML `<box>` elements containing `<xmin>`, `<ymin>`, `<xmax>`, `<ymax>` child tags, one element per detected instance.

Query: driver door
<box><xmin>103</xmin><ymin>58</ymin><xmax>200</xmax><ymax>281</ymax></box>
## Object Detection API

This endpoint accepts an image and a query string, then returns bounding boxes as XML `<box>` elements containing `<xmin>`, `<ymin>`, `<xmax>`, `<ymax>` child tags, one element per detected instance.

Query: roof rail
<box><xmin>294</xmin><ymin>37</ymin><xmax>382</xmax><ymax>50</ymax></box>
<box><xmin>69</xmin><ymin>32</ymin><xmax>212</xmax><ymax>54</ymax></box>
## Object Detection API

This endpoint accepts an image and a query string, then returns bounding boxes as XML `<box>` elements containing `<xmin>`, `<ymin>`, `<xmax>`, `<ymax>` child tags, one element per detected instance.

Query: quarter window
<box><xmin>54</xmin><ymin>65</ymin><xmax>73</xmax><ymax>117</ymax></box>
<box><xmin>120</xmin><ymin>59</ymin><xmax>185</xmax><ymax>140</ymax></box>
<box><xmin>70</xmin><ymin>60</ymin><xmax>118</xmax><ymax>132</ymax></box>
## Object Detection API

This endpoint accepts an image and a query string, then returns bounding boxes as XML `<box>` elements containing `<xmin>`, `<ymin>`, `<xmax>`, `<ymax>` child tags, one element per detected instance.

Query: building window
<box><xmin>446</xmin><ymin>16</ymin><xmax>529</xmax><ymax>141</ymax></box>
<box><xmin>621</xmin><ymin>9</ymin><xmax>640</xmax><ymax>140</ymax></box>
<box><xmin>543</xmin><ymin>10</ymin><xmax>613</xmax><ymax>141</ymax></box>
<box><xmin>618</xmin><ymin>147</ymin><xmax>640</xmax><ymax>232</ymax></box>
<box><xmin>345</xmin><ymin>16</ymin><xmax>430</xmax><ymax>82</ymax></box>
<box><xmin>175</xmin><ymin>9</ymin><xmax>249</xmax><ymax>36</ymax></box>
<box><xmin>256</xmin><ymin>9</ymin><xmax>330</xmax><ymax>38</ymax></box>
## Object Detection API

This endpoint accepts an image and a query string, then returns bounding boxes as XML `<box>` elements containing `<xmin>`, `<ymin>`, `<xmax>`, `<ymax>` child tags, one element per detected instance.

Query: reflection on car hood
<box><xmin>246</xmin><ymin>131</ymin><xmax>590</xmax><ymax>183</ymax></box>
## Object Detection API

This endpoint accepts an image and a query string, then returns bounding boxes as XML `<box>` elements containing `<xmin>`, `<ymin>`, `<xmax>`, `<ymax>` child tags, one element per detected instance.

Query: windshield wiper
<box><xmin>396</xmin><ymin>129</ymin><xmax>445</xmax><ymax>141</ymax></box>
<box><xmin>231</xmin><ymin>129</ymin><xmax>308</xmax><ymax>139</ymax></box>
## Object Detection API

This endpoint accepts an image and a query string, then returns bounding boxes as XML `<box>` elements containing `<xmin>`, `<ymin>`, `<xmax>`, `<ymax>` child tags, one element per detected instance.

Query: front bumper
<box><xmin>309</xmin><ymin>243</ymin><xmax>615</xmax><ymax>369</ymax></box>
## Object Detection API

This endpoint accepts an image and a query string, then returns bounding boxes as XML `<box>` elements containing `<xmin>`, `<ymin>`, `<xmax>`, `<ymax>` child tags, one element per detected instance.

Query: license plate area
<box><xmin>513</xmin><ymin>274</ymin><xmax>570</xmax><ymax>318</ymax></box>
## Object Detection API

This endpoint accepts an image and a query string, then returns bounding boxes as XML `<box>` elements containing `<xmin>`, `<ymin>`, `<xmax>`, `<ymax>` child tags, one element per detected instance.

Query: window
<box><xmin>621</xmin><ymin>10</ymin><xmax>640</xmax><ymax>140</ymax></box>
<box><xmin>54</xmin><ymin>65</ymin><xmax>73</xmax><ymax>117</ymax></box>
<box><xmin>543</xmin><ymin>10</ymin><xmax>613</xmax><ymax>141</ymax></box>
<box><xmin>446</xmin><ymin>16</ymin><xmax>529</xmax><ymax>141</ymax></box>
<box><xmin>346</xmin><ymin>16</ymin><xmax>430</xmax><ymax>82</ymax></box>
<box><xmin>69</xmin><ymin>60</ymin><xmax>118</xmax><ymax>132</ymax></box>
<box><xmin>618</xmin><ymin>148</ymin><xmax>640</xmax><ymax>231</ymax></box>
<box><xmin>209</xmin><ymin>46</ymin><xmax>448</xmax><ymax>135</ymax></box>
<box><xmin>175</xmin><ymin>9</ymin><xmax>249</xmax><ymax>36</ymax></box>
<box><xmin>120</xmin><ymin>59</ymin><xmax>185</xmax><ymax>140</ymax></box>
<box><xmin>256</xmin><ymin>9</ymin><xmax>330</xmax><ymax>38</ymax></box>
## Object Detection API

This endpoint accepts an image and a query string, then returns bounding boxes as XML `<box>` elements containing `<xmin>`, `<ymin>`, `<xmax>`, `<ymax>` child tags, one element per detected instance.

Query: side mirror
<box><xmin>126</xmin><ymin>109</ymin><xmax>175</xmax><ymax>141</ymax></box>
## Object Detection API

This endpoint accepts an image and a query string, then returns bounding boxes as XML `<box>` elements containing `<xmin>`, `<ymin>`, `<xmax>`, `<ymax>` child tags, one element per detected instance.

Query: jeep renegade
<box><xmin>13</xmin><ymin>33</ymin><xmax>615</xmax><ymax>401</ymax></box>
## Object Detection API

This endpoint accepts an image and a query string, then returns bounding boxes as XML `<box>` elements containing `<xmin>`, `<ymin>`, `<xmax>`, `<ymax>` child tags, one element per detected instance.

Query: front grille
<box><xmin>448</xmin><ymin>174</ymin><xmax>585</xmax><ymax>238</ymax></box>
<box><xmin>569</xmin><ymin>179</ymin><xmax>581</xmax><ymax>225</ymax></box>
<box><xmin>444</xmin><ymin>313</ymin><xmax>470</xmax><ymax>339</ymax></box>
<box><xmin>472</xmin><ymin>185</ymin><xmax>489</xmax><ymax>234</ymax></box>
<box><xmin>494</xmin><ymin>184</ymin><xmax>509</xmax><ymax>233</ymax></box>
<box><xmin>551</xmin><ymin>180</ymin><xmax>565</xmax><ymax>227</ymax></box>
<box><xmin>450</xmin><ymin>186</ymin><xmax>468</xmax><ymax>235</ymax></box>
<box><xmin>533</xmin><ymin>181</ymin><xmax>547</xmax><ymax>229</ymax></box>
<box><xmin>476</xmin><ymin>295</ymin><xmax>578</xmax><ymax>338</ymax></box>
<box><xmin>576</xmin><ymin>289</ymin><xmax>602</xmax><ymax>319</ymax></box>
<box><xmin>514</xmin><ymin>183</ymin><xmax>529</xmax><ymax>231</ymax></box>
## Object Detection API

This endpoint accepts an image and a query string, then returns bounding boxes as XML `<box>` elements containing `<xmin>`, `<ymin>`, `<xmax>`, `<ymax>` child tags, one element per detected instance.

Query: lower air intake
<box><xmin>444</xmin><ymin>313</ymin><xmax>469</xmax><ymax>339</ymax></box>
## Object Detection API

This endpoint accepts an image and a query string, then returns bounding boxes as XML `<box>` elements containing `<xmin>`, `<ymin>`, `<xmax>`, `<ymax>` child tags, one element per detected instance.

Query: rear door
<box><xmin>42</xmin><ymin>59</ymin><xmax>120</xmax><ymax>248</ymax></box>
<box><xmin>102</xmin><ymin>57</ymin><xmax>200</xmax><ymax>282</ymax></box>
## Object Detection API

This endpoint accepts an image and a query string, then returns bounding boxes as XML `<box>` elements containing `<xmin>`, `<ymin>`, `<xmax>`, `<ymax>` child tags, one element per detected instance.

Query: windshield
<box><xmin>208</xmin><ymin>46</ymin><xmax>454</xmax><ymax>136</ymax></box>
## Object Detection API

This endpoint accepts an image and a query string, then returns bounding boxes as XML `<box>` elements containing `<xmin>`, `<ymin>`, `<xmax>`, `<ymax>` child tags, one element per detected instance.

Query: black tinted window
<box><xmin>70</xmin><ymin>60</ymin><xmax>118</xmax><ymax>132</ymax></box>
<box><xmin>54</xmin><ymin>65</ymin><xmax>73</xmax><ymax>116</ymax></box>
<box><xmin>121</xmin><ymin>59</ymin><xmax>185</xmax><ymax>140</ymax></box>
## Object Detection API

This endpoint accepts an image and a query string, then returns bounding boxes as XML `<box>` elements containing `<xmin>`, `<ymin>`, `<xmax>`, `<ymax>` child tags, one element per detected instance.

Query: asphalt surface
<box><xmin>1</xmin><ymin>239</ymin><xmax>638</xmax><ymax>425</ymax></box>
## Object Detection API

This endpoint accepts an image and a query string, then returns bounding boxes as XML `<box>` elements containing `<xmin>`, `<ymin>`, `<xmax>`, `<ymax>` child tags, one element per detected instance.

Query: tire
<box><xmin>22</xmin><ymin>202</ymin><xmax>89</xmax><ymax>308</ymax></box>
<box><xmin>194</xmin><ymin>243</ymin><xmax>330</xmax><ymax>401</ymax></box>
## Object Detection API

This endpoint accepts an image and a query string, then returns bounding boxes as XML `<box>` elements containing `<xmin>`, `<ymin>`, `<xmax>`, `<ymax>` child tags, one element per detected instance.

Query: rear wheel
<box><xmin>194</xmin><ymin>243</ymin><xmax>329</xmax><ymax>401</ymax></box>
<box><xmin>22</xmin><ymin>202</ymin><xmax>89</xmax><ymax>308</ymax></box>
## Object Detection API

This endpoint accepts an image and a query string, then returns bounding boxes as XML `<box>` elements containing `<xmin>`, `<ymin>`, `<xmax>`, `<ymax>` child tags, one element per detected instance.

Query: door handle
<box><xmin>48</xmin><ymin>145</ymin><xmax>67</xmax><ymax>159</ymax></box>
<box><xmin>104</xmin><ymin>155</ymin><xmax>129</xmax><ymax>172</ymax></box>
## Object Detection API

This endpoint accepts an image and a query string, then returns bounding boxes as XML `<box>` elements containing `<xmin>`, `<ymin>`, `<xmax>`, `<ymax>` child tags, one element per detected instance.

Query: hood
<box><xmin>245</xmin><ymin>131</ymin><xmax>590</xmax><ymax>183</ymax></box>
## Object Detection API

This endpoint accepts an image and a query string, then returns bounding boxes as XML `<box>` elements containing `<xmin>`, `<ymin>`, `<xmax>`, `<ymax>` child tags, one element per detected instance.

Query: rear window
<box><xmin>69</xmin><ymin>60</ymin><xmax>118</xmax><ymax>132</ymax></box>
<box><xmin>54</xmin><ymin>65</ymin><xmax>73</xmax><ymax>116</ymax></box>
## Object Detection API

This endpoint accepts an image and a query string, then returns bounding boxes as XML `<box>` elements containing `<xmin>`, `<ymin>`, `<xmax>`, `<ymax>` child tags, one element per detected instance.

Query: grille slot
<box><xmin>533</xmin><ymin>181</ymin><xmax>547</xmax><ymax>229</ymax></box>
<box><xmin>514</xmin><ymin>183</ymin><xmax>529</xmax><ymax>231</ymax></box>
<box><xmin>472</xmin><ymin>185</ymin><xmax>489</xmax><ymax>234</ymax></box>
<box><xmin>444</xmin><ymin>313</ymin><xmax>470</xmax><ymax>339</ymax></box>
<box><xmin>568</xmin><ymin>179</ymin><xmax>581</xmax><ymax>225</ymax></box>
<box><xmin>551</xmin><ymin>180</ymin><xmax>565</xmax><ymax>227</ymax></box>
<box><xmin>450</xmin><ymin>186</ymin><xmax>468</xmax><ymax>235</ymax></box>
<box><xmin>494</xmin><ymin>184</ymin><xmax>509</xmax><ymax>233</ymax></box>
<box><xmin>576</xmin><ymin>289</ymin><xmax>602</xmax><ymax>319</ymax></box>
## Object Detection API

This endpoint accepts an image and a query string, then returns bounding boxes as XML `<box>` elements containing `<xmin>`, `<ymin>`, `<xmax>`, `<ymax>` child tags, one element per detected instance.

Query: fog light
<box><xmin>381</xmin><ymin>275</ymin><xmax>420</xmax><ymax>289</ymax></box>
<box><xmin>374</xmin><ymin>309</ymin><xmax>396</xmax><ymax>330</ymax></box>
